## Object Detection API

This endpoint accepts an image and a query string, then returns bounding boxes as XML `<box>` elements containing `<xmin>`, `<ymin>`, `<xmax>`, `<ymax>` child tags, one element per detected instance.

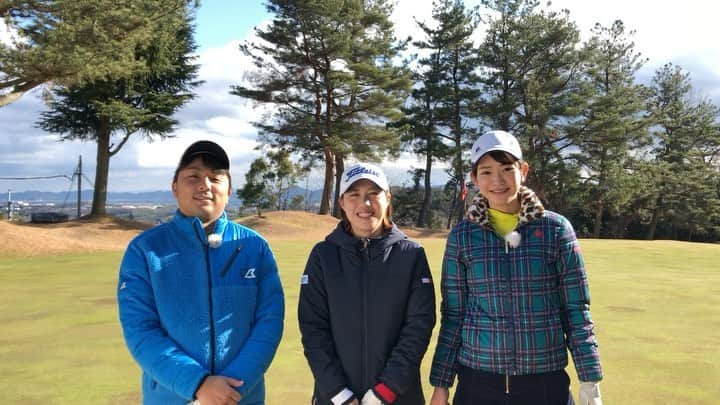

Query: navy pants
<box><xmin>453</xmin><ymin>366</ymin><xmax>574</xmax><ymax>405</ymax></box>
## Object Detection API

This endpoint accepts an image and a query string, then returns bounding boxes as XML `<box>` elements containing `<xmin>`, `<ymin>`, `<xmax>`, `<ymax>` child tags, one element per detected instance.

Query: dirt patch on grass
<box><xmin>0</xmin><ymin>216</ymin><xmax>152</xmax><ymax>257</ymax></box>
<box><xmin>238</xmin><ymin>211</ymin><xmax>340</xmax><ymax>240</ymax></box>
<box><xmin>1</xmin><ymin>211</ymin><xmax>447</xmax><ymax>256</ymax></box>
<box><xmin>239</xmin><ymin>211</ymin><xmax>449</xmax><ymax>240</ymax></box>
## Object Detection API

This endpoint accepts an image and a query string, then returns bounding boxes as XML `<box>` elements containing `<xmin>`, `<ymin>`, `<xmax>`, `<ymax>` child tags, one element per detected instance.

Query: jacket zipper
<box><xmin>361</xmin><ymin>238</ymin><xmax>370</xmax><ymax>391</ymax></box>
<box><xmin>504</xmin><ymin>235</ymin><xmax>511</xmax><ymax>394</ymax></box>
<box><xmin>205</xmin><ymin>244</ymin><xmax>216</xmax><ymax>374</ymax></box>
<box><xmin>220</xmin><ymin>244</ymin><xmax>243</xmax><ymax>277</ymax></box>
<box><xmin>195</xmin><ymin>225</ymin><xmax>216</xmax><ymax>374</ymax></box>
<box><xmin>486</xmin><ymin>226</ymin><xmax>515</xmax><ymax>393</ymax></box>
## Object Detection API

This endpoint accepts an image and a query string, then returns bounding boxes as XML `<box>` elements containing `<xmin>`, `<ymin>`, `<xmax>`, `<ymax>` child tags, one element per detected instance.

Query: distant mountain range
<box><xmin>10</xmin><ymin>190</ymin><xmax>177</xmax><ymax>204</ymax></box>
<box><xmin>9</xmin><ymin>186</ymin><xmax>325</xmax><ymax>208</ymax></box>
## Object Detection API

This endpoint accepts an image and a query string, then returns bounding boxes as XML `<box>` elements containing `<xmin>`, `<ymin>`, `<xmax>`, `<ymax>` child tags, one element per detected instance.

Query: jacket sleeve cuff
<box><xmin>373</xmin><ymin>382</ymin><xmax>397</xmax><ymax>403</ymax></box>
<box><xmin>192</xmin><ymin>374</ymin><xmax>209</xmax><ymax>399</ymax></box>
<box><xmin>331</xmin><ymin>388</ymin><xmax>356</xmax><ymax>405</ymax></box>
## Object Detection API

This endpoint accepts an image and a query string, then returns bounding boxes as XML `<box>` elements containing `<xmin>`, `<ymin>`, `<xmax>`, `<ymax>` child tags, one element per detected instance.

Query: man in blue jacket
<box><xmin>118</xmin><ymin>140</ymin><xmax>284</xmax><ymax>404</ymax></box>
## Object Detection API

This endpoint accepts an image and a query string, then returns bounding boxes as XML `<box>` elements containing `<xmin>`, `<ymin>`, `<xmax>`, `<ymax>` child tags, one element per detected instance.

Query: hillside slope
<box><xmin>0</xmin><ymin>211</ymin><xmax>448</xmax><ymax>257</ymax></box>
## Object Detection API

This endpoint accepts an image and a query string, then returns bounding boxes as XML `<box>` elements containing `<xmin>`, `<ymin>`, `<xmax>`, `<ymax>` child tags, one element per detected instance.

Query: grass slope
<box><xmin>0</xmin><ymin>218</ymin><xmax>718</xmax><ymax>403</ymax></box>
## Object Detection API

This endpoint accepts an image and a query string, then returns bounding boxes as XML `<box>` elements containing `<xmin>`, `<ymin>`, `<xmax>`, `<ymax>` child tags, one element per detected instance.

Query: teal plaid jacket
<box><xmin>430</xmin><ymin>190</ymin><xmax>603</xmax><ymax>387</ymax></box>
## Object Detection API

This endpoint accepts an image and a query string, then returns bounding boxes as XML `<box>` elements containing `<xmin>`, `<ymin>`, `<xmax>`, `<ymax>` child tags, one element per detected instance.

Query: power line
<box><xmin>0</xmin><ymin>175</ymin><xmax>72</xmax><ymax>180</ymax></box>
<box><xmin>81</xmin><ymin>174</ymin><xmax>94</xmax><ymax>187</ymax></box>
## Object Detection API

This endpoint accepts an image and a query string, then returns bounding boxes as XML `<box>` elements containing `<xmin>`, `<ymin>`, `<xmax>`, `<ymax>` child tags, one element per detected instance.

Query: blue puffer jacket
<box><xmin>118</xmin><ymin>210</ymin><xmax>284</xmax><ymax>404</ymax></box>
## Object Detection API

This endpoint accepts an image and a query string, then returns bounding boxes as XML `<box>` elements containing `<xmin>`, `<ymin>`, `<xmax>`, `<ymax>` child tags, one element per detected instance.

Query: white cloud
<box><xmin>197</xmin><ymin>40</ymin><xmax>250</xmax><ymax>82</ymax></box>
<box><xmin>1</xmin><ymin>1</ymin><xmax>719</xmax><ymax>193</ymax></box>
<box><xmin>0</xmin><ymin>34</ymin><xmax>271</xmax><ymax>192</ymax></box>
<box><xmin>391</xmin><ymin>1</ymin><xmax>434</xmax><ymax>42</ymax></box>
<box><xmin>135</xmin><ymin>128</ymin><xmax>260</xmax><ymax>169</ymax></box>
<box><xmin>547</xmin><ymin>0</ymin><xmax>720</xmax><ymax>74</ymax></box>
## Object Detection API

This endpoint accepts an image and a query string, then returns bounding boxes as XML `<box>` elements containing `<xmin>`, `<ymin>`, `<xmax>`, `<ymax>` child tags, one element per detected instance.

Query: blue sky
<box><xmin>194</xmin><ymin>2</ymin><xmax>269</xmax><ymax>50</ymax></box>
<box><xmin>1</xmin><ymin>0</ymin><xmax>719</xmax><ymax>194</ymax></box>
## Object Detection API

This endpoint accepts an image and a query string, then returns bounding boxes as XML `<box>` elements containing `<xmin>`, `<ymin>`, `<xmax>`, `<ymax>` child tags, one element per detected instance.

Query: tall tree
<box><xmin>407</xmin><ymin>0</ymin><xmax>480</xmax><ymax>228</ymax></box>
<box><xmin>399</xmin><ymin>0</ymin><xmax>478</xmax><ymax>227</ymax></box>
<box><xmin>478</xmin><ymin>0</ymin><xmax>583</xmax><ymax>204</ymax></box>
<box><xmin>239</xmin><ymin>150</ymin><xmax>307</xmax><ymax>215</ymax></box>
<box><xmin>432</xmin><ymin>0</ymin><xmax>481</xmax><ymax>228</ymax></box>
<box><xmin>644</xmin><ymin>63</ymin><xmax>720</xmax><ymax>239</ymax></box>
<box><xmin>239</xmin><ymin>158</ymin><xmax>272</xmax><ymax>217</ymax></box>
<box><xmin>0</xmin><ymin>0</ymin><xmax>196</xmax><ymax>106</ymax></box>
<box><xmin>388</xmin><ymin>167</ymin><xmax>425</xmax><ymax>226</ymax></box>
<box><xmin>35</xmin><ymin>8</ymin><xmax>199</xmax><ymax>216</ymax></box>
<box><xmin>568</xmin><ymin>20</ymin><xmax>648</xmax><ymax>237</ymax></box>
<box><xmin>267</xmin><ymin>149</ymin><xmax>307</xmax><ymax>211</ymax></box>
<box><xmin>232</xmin><ymin>0</ymin><xmax>410</xmax><ymax>216</ymax></box>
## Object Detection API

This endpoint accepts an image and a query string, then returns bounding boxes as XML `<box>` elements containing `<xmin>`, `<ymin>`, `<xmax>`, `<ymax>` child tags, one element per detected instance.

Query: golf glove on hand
<box><xmin>361</xmin><ymin>389</ymin><xmax>385</xmax><ymax>405</ymax></box>
<box><xmin>578</xmin><ymin>381</ymin><xmax>602</xmax><ymax>405</ymax></box>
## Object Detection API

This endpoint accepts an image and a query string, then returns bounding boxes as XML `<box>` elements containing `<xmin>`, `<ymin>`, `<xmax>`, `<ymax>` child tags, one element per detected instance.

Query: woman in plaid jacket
<box><xmin>429</xmin><ymin>130</ymin><xmax>603</xmax><ymax>405</ymax></box>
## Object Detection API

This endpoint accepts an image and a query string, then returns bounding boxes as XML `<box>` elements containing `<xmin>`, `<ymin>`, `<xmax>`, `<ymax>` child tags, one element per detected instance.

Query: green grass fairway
<box><xmin>1</xmin><ymin>239</ymin><xmax>719</xmax><ymax>404</ymax></box>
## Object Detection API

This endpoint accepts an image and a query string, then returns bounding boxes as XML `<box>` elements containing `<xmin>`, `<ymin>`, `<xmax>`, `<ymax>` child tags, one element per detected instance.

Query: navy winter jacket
<box><xmin>118</xmin><ymin>210</ymin><xmax>284</xmax><ymax>404</ymax></box>
<box><xmin>298</xmin><ymin>223</ymin><xmax>436</xmax><ymax>404</ymax></box>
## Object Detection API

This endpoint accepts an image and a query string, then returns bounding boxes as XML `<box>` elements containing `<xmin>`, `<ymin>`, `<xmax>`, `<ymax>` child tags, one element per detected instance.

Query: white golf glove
<box><xmin>361</xmin><ymin>389</ymin><xmax>385</xmax><ymax>405</ymax></box>
<box><xmin>578</xmin><ymin>381</ymin><xmax>602</xmax><ymax>405</ymax></box>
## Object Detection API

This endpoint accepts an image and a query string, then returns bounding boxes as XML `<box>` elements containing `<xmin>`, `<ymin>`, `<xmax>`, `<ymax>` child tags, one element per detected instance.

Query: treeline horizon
<box><xmin>2</xmin><ymin>1</ymin><xmax>717</xmax><ymax>242</ymax></box>
<box><xmin>234</xmin><ymin>0</ymin><xmax>719</xmax><ymax>242</ymax></box>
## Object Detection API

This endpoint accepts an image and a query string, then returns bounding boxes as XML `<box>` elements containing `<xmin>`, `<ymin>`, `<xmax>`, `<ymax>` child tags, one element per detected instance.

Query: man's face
<box><xmin>172</xmin><ymin>157</ymin><xmax>230</xmax><ymax>227</ymax></box>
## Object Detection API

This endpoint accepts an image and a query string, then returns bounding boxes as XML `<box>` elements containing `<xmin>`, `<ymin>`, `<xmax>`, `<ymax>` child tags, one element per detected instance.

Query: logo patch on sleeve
<box><xmin>421</xmin><ymin>277</ymin><xmax>432</xmax><ymax>284</ymax></box>
<box><xmin>301</xmin><ymin>274</ymin><xmax>309</xmax><ymax>285</ymax></box>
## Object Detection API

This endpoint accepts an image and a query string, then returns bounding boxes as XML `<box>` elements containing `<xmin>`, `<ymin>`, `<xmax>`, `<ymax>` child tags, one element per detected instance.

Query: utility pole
<box><xmin>76</xmin><ymin>155</ymin><xmax>82</xmax><ymax>218</ymax></box>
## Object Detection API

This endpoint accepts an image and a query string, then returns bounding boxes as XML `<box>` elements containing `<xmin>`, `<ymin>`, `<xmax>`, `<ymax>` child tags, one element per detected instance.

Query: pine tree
<box><xmin>0</xmin><ymin>0</ymin><xmax>196</xmax><ymax>106</ymax></box>
<box><xmin>239</xmin><ymin>150</ymin><xmax>307</xmax><ymax>215</ymax></box>
<box><xmin>35</xmin><ymin>9</ymin><xmax>200</xmax><ymax>216</ymax></box>
<box><xmin>399</xmin><ymin>0</ymin><xmax>478</xmax><ymax>227</ymax></box>
<box><xmin>568</xmin><ymin>20</ymin><xmax>649</xmax><ymax>237</ymax></box>
<box><xmin>412</xmin><ymin>0</ymin><xmax>480</xmax><ymax>228</ymax></box>
<box><xmin>232</xmin><ymin>0</ymin><xmax>410</xmax><ymax>216</ymax></box>
<box><xmin>478</xmin><ymin>0</ymin><xmax>583</xmax><ymax>204</ymax></box>
<box><xmin>239</xmin><ymin>158</ymin><xmax>272</xmax><ymax>217</ymax></box>
<box><xmin>644</xmin><ymin>63</ymin><xmax>720</xmax><ymax>240</ymax></box>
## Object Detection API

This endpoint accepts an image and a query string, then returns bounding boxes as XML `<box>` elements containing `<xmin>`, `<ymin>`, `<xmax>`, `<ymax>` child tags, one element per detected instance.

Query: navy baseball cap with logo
<box><xmin>177</xmin><ymin>140</ymin><xmax>230</xmax><ymax>171</ymax></box>
<box><xmin>339</xmin><ymin>163</ymin><xmax>389</xmax><ymax>195</ymax></box>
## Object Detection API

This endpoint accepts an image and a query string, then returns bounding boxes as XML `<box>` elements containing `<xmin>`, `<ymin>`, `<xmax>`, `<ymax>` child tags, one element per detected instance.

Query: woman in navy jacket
<box><xmin>298</xmin><ymin>163</ymin><xmax>436</xmax><ymax>405</ymax></box>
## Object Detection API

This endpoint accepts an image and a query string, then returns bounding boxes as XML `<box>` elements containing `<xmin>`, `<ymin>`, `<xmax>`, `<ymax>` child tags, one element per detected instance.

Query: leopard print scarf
<box><xmin>466</xmin><ymin>186</ymin><xmax>545</xmax><ymax>246</ymax></box>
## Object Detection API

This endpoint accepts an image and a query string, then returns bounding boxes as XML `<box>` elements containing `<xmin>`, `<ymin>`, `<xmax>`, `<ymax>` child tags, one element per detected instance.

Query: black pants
<box><xmin>453</xmin><ymin>366</ymin><xmax>574</xmax><ymax>405</ymax></box>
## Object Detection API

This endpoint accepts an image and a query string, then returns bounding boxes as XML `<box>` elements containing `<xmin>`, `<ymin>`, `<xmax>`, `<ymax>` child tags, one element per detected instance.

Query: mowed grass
<box><xmin>1</xmin><ymin>239</ymin><xmax>719</xmax><ymax>404</ymax></box>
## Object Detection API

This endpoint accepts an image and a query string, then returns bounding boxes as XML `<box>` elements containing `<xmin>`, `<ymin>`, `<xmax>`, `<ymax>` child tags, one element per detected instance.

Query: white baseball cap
<box><xmin>339</xmin><ymin>163</ymin><xmax>389</xmax><ymax>196</ymax></box>
<box><xmin>470</xmin><ymin>130</ymin><xmax>522</xmax><ymax>164</ymax></box>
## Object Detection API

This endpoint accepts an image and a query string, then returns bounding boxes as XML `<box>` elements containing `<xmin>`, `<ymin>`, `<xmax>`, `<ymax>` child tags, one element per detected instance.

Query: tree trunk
<box><xmin>332</xmin><ymin>154</ymin><xmax>344</xmax><ymax>218</ymax></box>
<box><xmin>318</xmin><ymin>146</ymin><xmax>334</xmax><ymax>215</ymax></box>
<box><xmin>90</xmin><ymin>126</ymin><xmax>111</xmax><ymax>216</ymax></box>
<box><xmin>592</xmin><ymin>203</ymin><xmax>603</xmax><ymax>238</ymax></box>
<box><xmin>416</xmin><ymin>153</ymin><xmax>433</xmax><ymax>228</ymax></box>
<box><xmin>446</xmin><ymin>180</ymin><xmax>459</xmax><ymax>230</ymax></box>
<box><xmin>646</xmin><ymin>195</ymin><xmax>663</xmax><ymax>240</ymax></box>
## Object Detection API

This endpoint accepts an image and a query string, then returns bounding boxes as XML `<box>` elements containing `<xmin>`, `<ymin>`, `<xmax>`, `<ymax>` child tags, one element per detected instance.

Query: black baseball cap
<box><xmin>177</xmin><ymin>140</ymin><xmax>230</xmax><ymax>170</ymax></box>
